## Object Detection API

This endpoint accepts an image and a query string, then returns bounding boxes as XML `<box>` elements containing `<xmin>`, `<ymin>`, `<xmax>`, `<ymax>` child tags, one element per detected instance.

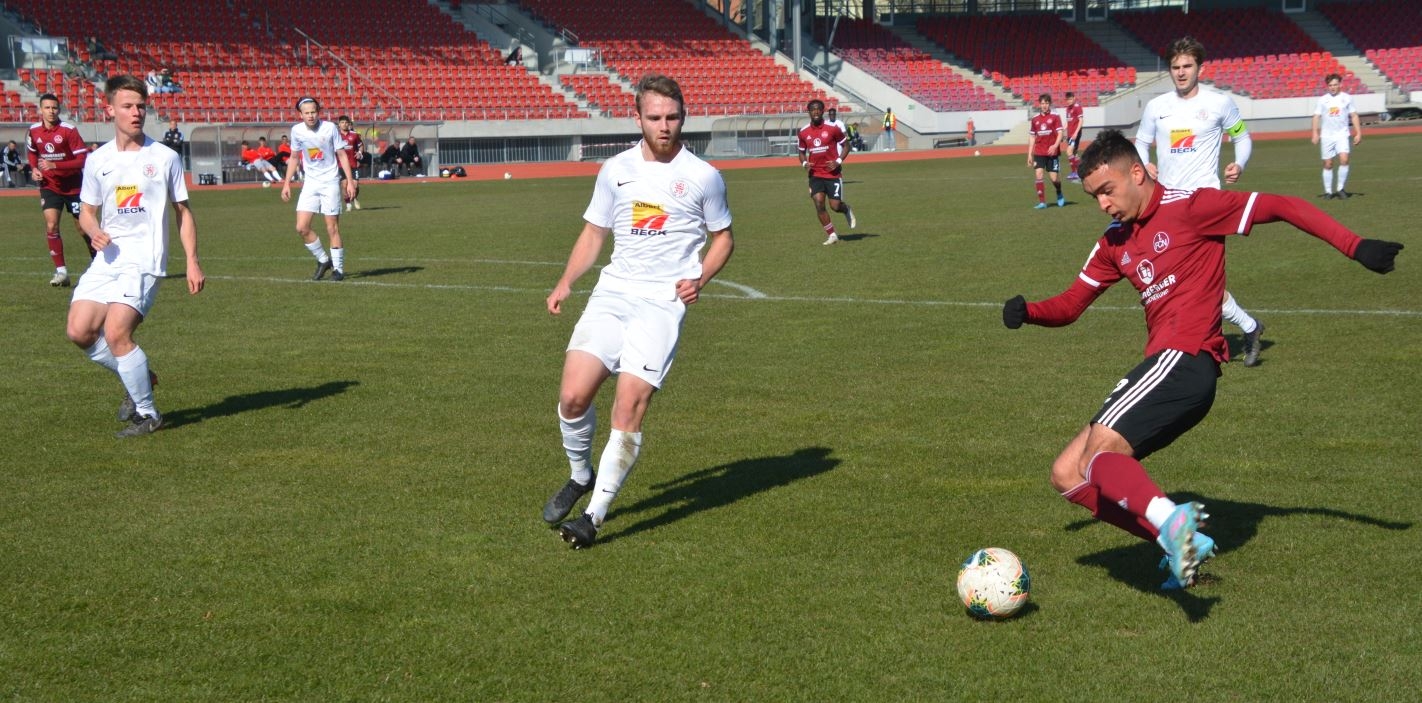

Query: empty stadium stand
<box><xmin>812</xmin><ymin>18</ymin><xmax>1008</xmax><ymax>112</ymax></box>
<box><xmin>517</xmin><ymin>0</ymin><xmax>833</xmax><ymax>116</ymax></box>
<box><xmin>1318</xmin><ymin>0</ymin><xmax>1422</xmax><ymax>92</ymax></box>
<box><xmin>915</xmin><ymin>14</ymin><xmax>1135</xmax><ymax>106</ymax></box>
<box><xmin>1114</xmin><ymin>7</ymin><xmax>1368</xmax><ymax>99</ymax></box>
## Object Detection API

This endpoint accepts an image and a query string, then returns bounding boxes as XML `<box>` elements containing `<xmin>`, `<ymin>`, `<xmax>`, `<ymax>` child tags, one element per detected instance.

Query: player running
<box><xmin>797</xmin><ymin>99</ymin><xmax>855</xmax><ymax>245</ymax></box>
<box><xmin>29</xmin><ymin>93</ymin><xmax>92</xmax><ymax>287</ymax></box>
<box><xmin>1027</xmin><ymin>94</ymin><xmax>1065</xmax><ymax>209</ymax></box>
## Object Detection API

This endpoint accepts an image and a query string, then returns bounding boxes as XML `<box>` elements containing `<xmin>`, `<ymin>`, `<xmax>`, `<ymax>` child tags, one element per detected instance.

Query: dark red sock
<box><xmin>1062</xmin><ymin>481</ymin><xmax>1157</xmax><ymax>541</ymax></box>
<box><xmin>46</xmin><ymin>231</ymin><xmax>65</xmax><ymax>268</ymax></box>
<box><xmin>1088</xmin><ymin>451</ymin><xmax>1166</xmax><ymax>523</ymax></box>
<box><xmin>1070</xmin><ymin>156</ymin><xmax>1080</xmax><ymax>173</ymax></box>
<box><xmin>1035</xmin><ymin>180</ymin><xmax>1045</xmax><ymax>202</ymax></box>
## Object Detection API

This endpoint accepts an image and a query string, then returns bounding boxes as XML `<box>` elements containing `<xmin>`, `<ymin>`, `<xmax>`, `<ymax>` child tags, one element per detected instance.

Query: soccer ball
<box><xmin>956</xmin><ymin>548</ymin><xmax>1030</xmax><ymax>619</ymax></box>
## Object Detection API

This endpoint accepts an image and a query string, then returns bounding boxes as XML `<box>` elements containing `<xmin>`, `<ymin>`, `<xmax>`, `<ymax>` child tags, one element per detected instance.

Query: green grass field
<box><xmin>2</xmin><ymin>134</ymin><xmax>1419</xmax><ymax>701</ymax></box>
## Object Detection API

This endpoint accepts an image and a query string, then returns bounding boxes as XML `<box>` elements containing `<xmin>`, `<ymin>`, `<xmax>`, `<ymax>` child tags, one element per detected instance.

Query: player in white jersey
<box><xmin>1134</xmin><ymin>37</ymin><xmax>1265</xmax><ymax>367</ymax></box>
<box><xmin>65</xmin><ymin>75</ymin><xmax>205</xmax><ymax>438</ymax></box>
<box><xmin>1312</xmin><ymin>73</ymin><xmax>1361</xmax><ymax>199</ymax></box>
<box><xmin>825</xmin><ymin>107</ymin><xmax>848</xmax><ymax>137</ymax></box>
<box><xmin>281</xmin><ymin>97</ymin><xmax>356</xmax><ymax>281</ymax></box>
<box><xmin>543</xmin><ymin>73</ymin><xmax>735</xmax><ymax>549</ymax></box>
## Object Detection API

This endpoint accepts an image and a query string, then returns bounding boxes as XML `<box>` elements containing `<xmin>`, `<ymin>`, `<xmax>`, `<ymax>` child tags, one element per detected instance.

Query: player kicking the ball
<box><xmin>1002</xmin><ymin>130</ymin><xmax>1401</xmax><ymax>589</ymax></box>
<box><xmin>542</xmin><ymin>74</ymin><xmax>735</xmax><ymax>549</ymax></box>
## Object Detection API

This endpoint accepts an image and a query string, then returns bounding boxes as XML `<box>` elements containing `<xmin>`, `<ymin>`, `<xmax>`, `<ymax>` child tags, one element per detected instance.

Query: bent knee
<box><xmin>1049</xmin><ymin>453</ymin><xmax>1089</xmax><ymax>493</ymax></box>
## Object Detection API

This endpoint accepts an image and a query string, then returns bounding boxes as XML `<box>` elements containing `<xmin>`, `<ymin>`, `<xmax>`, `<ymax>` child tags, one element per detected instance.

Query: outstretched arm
<box><xmin>1249</xmin><ymin>193</ymin><xmax>1402</xmax><ymax>273</ymax></box>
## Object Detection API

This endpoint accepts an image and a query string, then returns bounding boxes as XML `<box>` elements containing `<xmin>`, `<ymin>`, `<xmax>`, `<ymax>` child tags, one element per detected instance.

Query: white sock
<box><xmin>1337</xmin><ymin>165</ymin><xmax>1350</xmax><ymax>190</ymax></box>
<box><xmin>304</xmin><ymin>240</ymin><xmax>329</xmax><ymax>262</ymax></box>
<box><xmin>584</xmin><ymin>429</ymin><xmax>643</xmax><ymax>526</ymax></box>
<box><xmin>265</xmin><ymin>171</ymin><xmax>279</xmax><ymax>182</ymax></box>
<box><xmin>1145</xmin><ymin>496</ymin><xmax>1178</xmax><ymax>530</ymax></box>
<box><xmin>57</xmin><ymin>265</ymin><xmax>69</xmax><ymax>276</ymax></box>
<box><xmin>116</xmin><ymin>346</ymin><xmax>158</xmax><ymax>419</ymax></box>
<box><xmin>1322</xmin><ymin>168</ymin><xmax>1333</xmax><ymax>194</ymax></box>
<box><xmin>559</xmin><ymin>406</ymin><xmax>596</xmax><ymax>484</ymax></box>
<box><xmin>85</xmin><ymin>337</ymin><xmax>119</xmax><ymax>373</ymax></box>
<box><xmin>331</xmin><ymin>247</ymin><xmax>344</xmax><ymax>272</ymax></box>
<box><xmin>1221</xmin><ymin>291</ymin><xmax>1257</xmax><ymax>334</ymax></box>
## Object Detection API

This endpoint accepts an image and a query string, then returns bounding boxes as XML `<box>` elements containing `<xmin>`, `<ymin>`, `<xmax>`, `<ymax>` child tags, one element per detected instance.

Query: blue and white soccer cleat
<box><xmin>1057</xmin><ymin>195</ymin><xmax>1066</xmax><ymax>207</ymax></box>
<box><xmin>1156</xmin><ymin>502</ymin><xmax>1206</xmax><ymax>587</ymax></box>
<box><xmin>1034</xmin><ymin>202</ymin><xmax>1048</xmax><ymax>210</ymax></box>
<box><xmin>1160</xmin><ymin>532</ymin><xmax>1216</xmax><ymax>590</ymax></box>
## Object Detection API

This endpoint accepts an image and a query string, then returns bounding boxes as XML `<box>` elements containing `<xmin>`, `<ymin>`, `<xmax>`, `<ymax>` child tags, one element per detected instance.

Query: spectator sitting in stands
<box><xmin>505</xmin><ymin>46</ymin><xmax>523</xmax><ymax>66</ymax></box>
<box><xmin>239</xmin><ymin>139</ymin><xmax>282</xmax><ymax>186</ymax></box>
<box><xmin>3</xmin><ymin>139</ymin><xmax>31</xmax><ymax>187</ymax></box>
<box><xmin>397</xmin><ymin>137</ymin><xmax>423</xmax><ymax>176</ymax></box>
<box><xmin>146</xmin><ymin>70</ymin><xmax>162</xmax><ymax>93</ymax></box>
<box><xmin>158</xmin><ymin>68</ymin><xmax>182</xmax><ymax>93</ymax></box>
<box><xmin>379</xmin><ymin>140</ymin><xmax>401</xmax><ymax>177</ymax></box>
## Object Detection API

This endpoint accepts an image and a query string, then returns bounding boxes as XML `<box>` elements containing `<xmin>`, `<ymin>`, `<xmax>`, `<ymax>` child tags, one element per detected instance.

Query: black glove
<box><xmin>1003</xmin><ymin>295</ymin><xmax>1027</xmax><ymax>329</ymax></box>
<box><xmin>1353</xmin><ymin>239</ymin><xmax>1403</xmax><ymax>274</ymax></box>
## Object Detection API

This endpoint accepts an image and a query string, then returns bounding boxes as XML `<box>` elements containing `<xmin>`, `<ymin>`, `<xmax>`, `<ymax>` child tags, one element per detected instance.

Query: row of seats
<box><xmin>1319</xmin><ymin>0</ymin><xmax>1422</xmax><ymax>91</ymax></box>
<box><xmin>814</xmin><ymin>19</ymin><xmax>1008</xmax><ymax>112</ymax></box>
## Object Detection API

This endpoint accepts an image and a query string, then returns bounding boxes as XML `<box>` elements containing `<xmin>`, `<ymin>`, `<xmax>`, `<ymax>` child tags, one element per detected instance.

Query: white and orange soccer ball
<box><xmin>956</xmin><ymin>547</ymin><xmax>1031</xmax><ymax>619</ymax></box>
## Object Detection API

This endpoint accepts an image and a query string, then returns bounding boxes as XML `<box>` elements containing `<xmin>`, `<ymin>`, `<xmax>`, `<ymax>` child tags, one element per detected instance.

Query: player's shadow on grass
<box><xmin>1224</xmin><ymin>333</ymin><xmax>1274</xmax><ymax>364</ymax></box>
<box><xmin>1067</xmin><ymin>494</ymin><xmax>1410</xmax><ymax>622</ymax></box>
<box><xmin>346</xmin><ymin>266</ymin><xmax>423</xmax><ymax>280</ymax></box>
<box><xmin>598</xmin><ymin>446</ymin><xmax>841</xmax><ymax>545</ymax></box>
<box><xmin>835</xmin><ymin>233</ymin><xmax>880</xmax><ymax>243</ymax></box>
<box><xmin>161</xmin><ymin>380</ymin><xmax>360</xmax><ymax>429</ymax></box>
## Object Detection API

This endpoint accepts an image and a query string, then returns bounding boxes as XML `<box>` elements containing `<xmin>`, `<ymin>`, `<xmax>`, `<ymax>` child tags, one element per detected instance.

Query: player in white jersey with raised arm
<box><xmin>65</xmin><ymin>75</ymin><xmax>204</xmax><ymax>438</ymax></box>
<box><xmin>281</xmin><ymin>97</ymin><xmax>356</xmax><ymax>281</ymax></box>
<box><xmin>542</xmin><ymin>73</ymin><xmax>735</xmax><ymax>549</ymax></box>
<box><xmin>1135</xmin><ymin>36</ymin><xmax>1266</xmax><ymax>367</ymax></box>
<box><xmin>1312</xmin><ymin>73</ymin><xmax>1361</xmax><ymax>200</ymax></box>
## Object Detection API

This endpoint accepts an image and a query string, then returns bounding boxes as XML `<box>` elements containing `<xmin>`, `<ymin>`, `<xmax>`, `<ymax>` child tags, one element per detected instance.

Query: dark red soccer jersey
<box><xmin>1065</xmin><ymin>103</ymin><xmax>1084</xmax><ymax>138</ymax></box>
<box><xmin>27</xmin><ymin>120</ymin><xmax>88</xmax><ymax>195</ymax></box>
<box><xmin>1029</xmin><ymin>113</ymin><xmax>1063</xmax><ymax>156</ymax></box>
<box><xmin>797</xmin><ymin>121</ymin><xmax>846</xmax><ymax>179</ymax></box>
<box><xmin>341</xmin><ymin>130</ymin><xmax>363</xmax><ymax>166</ymax></box>
<box><xmin>1026</xmin><ymin>186</ymin><xmax>1361</xmax><ymax>362</ymax></box>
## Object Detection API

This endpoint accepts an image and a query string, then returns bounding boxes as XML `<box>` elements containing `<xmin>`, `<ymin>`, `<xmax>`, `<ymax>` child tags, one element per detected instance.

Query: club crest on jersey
<box><xmin>630</xmin><ymin>201</ymin><xmax>669</xmax><ymax>236</ymax></box>
<box><xmin>115</xmin><ymin>185</ymin><xmax>146</xmax><ymax>214</ymax></box>
<box><xmin>1153</xmin><ymin>231</ymin><xmax>1170</xmax><ymax>253</ymax></box>
<box><xmin>1136</xmin><ymin>259</ymin><xmax>1155</xmax><ymax>285</ymax></box>
<box><xmin>671</xmin><ymin>179</ymin><xmax>688</xmax><ymax>198</ymax></box>
<box><xmin>54</xmin><ymin>134</ymin><xmax>64</xmax><ymax>144</ymax></box>
<box><xmin>1168</xmin><ymin>129</ymin><xmax>1196</xmax><ymax>153</ymax></box>
<box><xmin>143</xmin><ymin>163</ymin><xmax>158</xmax><ymax>179</ymax></box>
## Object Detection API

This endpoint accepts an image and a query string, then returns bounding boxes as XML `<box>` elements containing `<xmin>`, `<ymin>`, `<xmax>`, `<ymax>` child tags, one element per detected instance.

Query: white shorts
<box><xmin>245</xmin><ymin>159</ymin><xmax>273</xmax><ymax>171</ymax></box>
<box><xmin>1320</xmin><ymin>134</ymin><xmax>1351</xmax><ymax>160</ymax></box>
<box><xmin>296</xmin><ymin>179</ymin><xmax>342</xmax><ymax>216</ymax></box>
<box><xmin>72</xmin><ymin>265</ymin><xmax>161</xmax><ymax>318</ymax></box>
<box><xmin>567</xmin><ymin>289</ymin><xmax>686</xmax><ymax>388</ymax></box>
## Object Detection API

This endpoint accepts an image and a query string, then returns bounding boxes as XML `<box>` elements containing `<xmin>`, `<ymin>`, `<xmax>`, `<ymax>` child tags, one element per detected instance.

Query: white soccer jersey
<box><xmin>1315</xmin><ymin>92</ymin><xmax>1356</xmax><ymax>137</ymax></box>
<box><xmin>1135</xmin><ymin>88</ymin><xmax>1249</xmax><ymax>191</ymax></box>
<box><xmin>79</xmin><ymin>137</ymin><xmax>187</xmax><ymax>276</ymax></box>
<box><xmin>583</xmin><ymin>143</ymin><xmax>732</xmax><ymax>300</ymax></box>
<box><xmin>289</xmin><ymin>120</ymin><xmax>347</xmax><ymax>184</ymax></box>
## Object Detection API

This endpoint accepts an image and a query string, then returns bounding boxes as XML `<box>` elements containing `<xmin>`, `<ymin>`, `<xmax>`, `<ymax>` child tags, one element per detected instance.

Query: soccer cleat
<box><xmin>1068</xmin><ymin>172</ymin><xmax>1080</xmax><ymax>181</ymax></box>
<box><xmin>1057</xmin><ymin>195</ymin><xmax>1066</xmax><ymax>207</ymax></box>
<box><xmin>313</xmin><ymin>259</ymin><xmax>333</xmax><ymax>281</ymax></box>
<box><xmin>1336</xmin><ymin>190</ymin><xmax>1351</xmax><ymax>200</ymax></box>
<box><xmin>353</xmin><ymin>199</ymin><xmax>361</xmax><ymax>210</ymax></box>
<box><xmin>50</xmin><ymin>271</ymin><xmax>70</xmax><ymax>287</ymax></box>
<box><xmin>1156</xmin><ymin>502</ymin><xmax>1206</xmax><ymax>587</ymax></box>
<box><xmin>344</xmin><ymin>203</ymin><xmax>351</xmax><ymax>212</ymax></box>
<box><xmin>558</xmin><ymin>513</ymin><xmax>599</xmax><ymax>549</ymax></box>
<box><xmin>1242</xmin><ymin>321</ymin><xmax>1265</xmax><ymax>367</ymax></box>
<box><xmin>117</xmin><ymin>370</ymin><xmax>159</xmax><ymax>422</ymax></box>
<box><xmin>115</xmin><ymin>413</ymin><xmax>162</xmax><ymax>438</ymax></box>
<box><xmin>331</xmin><ymin>269</ymin><xmax>345</xmax><ymax>282</ymax></box>
<box><xmin>1160</xmin><ymin>533</ymin><xmax>1216</xmax><ymax>590</ymax></box>
<box><xmin>1322</xmin><ymin>192</ymin><xmax>1335</xmax><ymax>200</ymax></box>
<box><xmin>1034</xmin><ymin>202</ymin><xmax>1048</xmax><ymax>210</ymax></box>
<box><xmin>845</xmin><ymin>205</ymin><xmax>857</xmax><ymax>229</ymax></box>
<box><xmin>543</xmin><ymin>477</ymin><xmax>595</xmax><ymax>525</ymax></box>
<box><xmin>822</xmin><ymin>233</ymin><xmax>839</xmax><ymax>246</ymax></box>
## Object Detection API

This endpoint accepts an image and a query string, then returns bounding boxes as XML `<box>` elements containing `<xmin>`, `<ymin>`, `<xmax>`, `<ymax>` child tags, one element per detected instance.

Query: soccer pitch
<box><xmin>1</xmin><ymin>134</ymin><xmax>1418</xmax><ymax>701</ymax></box>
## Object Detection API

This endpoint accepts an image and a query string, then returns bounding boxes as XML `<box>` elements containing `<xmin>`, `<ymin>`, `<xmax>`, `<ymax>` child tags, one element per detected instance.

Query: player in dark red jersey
<box><xmin>29</xmin><ymin>93</ymin><xmax>92</xmax><ymax>287</ymax></box>
<box><xmin>1002</xmin><ymin>130</ymin><xmax>1402</xmax><ymax>589</ymax></box>
<box><xmin>1063</xmin><ymin>91</ymin><xmax>1084</xmax><ymax>180</ymax></box>
<box><xmin>337</xmin><ymin>115</ymin><xmax>363</xmax><ymax>211</ymax></box>
<box><xmin>1027</xmin><ymin>94</ymin><xmax>1065</xmax><ymax>209</ymax></box>
<box><xmin>797</xmin><ymin>99</ymin><xmax>855</xmax><ymax>245</ymax></box>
